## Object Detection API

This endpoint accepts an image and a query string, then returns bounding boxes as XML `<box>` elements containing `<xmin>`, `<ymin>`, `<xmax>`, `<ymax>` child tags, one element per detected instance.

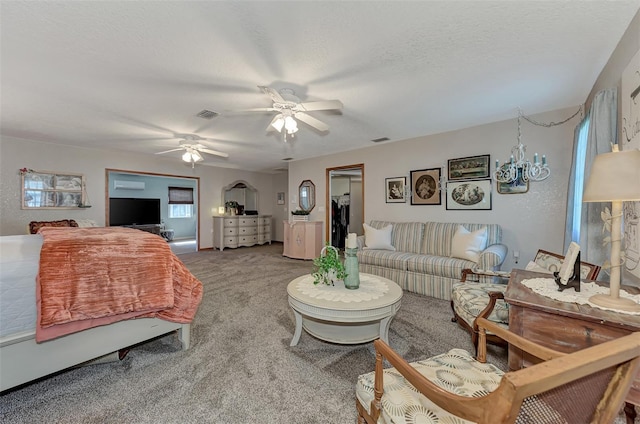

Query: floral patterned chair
<box><xmin>450</xmin><ymin>249</ymin><xmax>601</xmax><ymax>351</ymax></box>
<box><xmin>356</xmin><ymin>318</ymin><xmax>640</xmax><ymax>424</ymax></box>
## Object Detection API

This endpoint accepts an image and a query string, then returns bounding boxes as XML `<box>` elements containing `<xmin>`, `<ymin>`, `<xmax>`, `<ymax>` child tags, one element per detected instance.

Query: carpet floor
<box><xmin>0</xmin><ymin>243</ymin><xmax>632</xmax><ymax>423</ymax></box>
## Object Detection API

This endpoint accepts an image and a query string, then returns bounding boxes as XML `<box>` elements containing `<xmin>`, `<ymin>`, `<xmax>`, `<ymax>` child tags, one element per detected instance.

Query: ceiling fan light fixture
<box><xmin>182</xmin><ymin>149</ymin><xmax>203</xmax><ymax>163</ymax></box>
<box><xmin>284</xmin><ymin>116</ymin><xmax>298</xmax><ymax>133</ymax></box>
<box><xmin>271</xmin><ymin>115</ymin><xmax>285</xmax><ymax>132</ymax></box>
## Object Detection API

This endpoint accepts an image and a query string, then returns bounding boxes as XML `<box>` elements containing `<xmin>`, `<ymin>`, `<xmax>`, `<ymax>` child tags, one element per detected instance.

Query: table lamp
<box><xmin>582</xmin><ymin>146</ymin><xmax>640</xmax><ymax>312</ymax></box>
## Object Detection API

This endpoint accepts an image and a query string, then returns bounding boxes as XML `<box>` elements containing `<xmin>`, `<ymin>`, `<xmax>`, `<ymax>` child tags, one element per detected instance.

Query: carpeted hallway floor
<box><xmin>0</xmin><ymin>243</ymin><xmax>633</xmax><ymax>423</ymax></box>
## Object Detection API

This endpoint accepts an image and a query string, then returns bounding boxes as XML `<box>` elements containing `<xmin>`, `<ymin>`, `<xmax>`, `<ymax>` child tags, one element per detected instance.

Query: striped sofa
<box><xmin>356</xmin><ymin>221</ymin><xmax>507</xmax><ymax>300</ymax></box>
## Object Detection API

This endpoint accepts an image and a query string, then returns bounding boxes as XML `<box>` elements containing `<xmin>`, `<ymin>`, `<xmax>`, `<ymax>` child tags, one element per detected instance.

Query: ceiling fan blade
<box><xmin>294</xmin><ymin>112</ymin><xmax>329</xmax><ymax>132</ymax></box>
<box><xmin>231</xmin><ymin>107</ymin><xmax>277</xmax><ymax>113</ymax></box>
<box><xmin>297</xmin><ymin>99</ymin><xmax>343</xmax><ymax>112</ymax></box>
<box><xmin>258</xmin><ymin>85</ymin><xmax>286</xmax><ymax>103</ymax></box>
<box><xmin>199</xmin><ymin>148</ymin><xmax>229</xmax><ymax>158</ymax></box>
<box><xmin>155</xmin><ymin>148</ymin><xmax>184</xmax><ymax>155</ymax></box>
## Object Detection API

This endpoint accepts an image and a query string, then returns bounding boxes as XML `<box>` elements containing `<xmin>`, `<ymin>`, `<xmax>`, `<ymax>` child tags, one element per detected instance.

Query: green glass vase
<box><xmin>344</xmin><ymin>247</ymin><xmax>360</xmax><ymax>289</ymax></box>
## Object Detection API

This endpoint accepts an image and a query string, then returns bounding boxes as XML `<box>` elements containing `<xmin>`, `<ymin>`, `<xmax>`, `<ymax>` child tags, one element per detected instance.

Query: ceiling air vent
<box><xmin>196</xmin><ymin>109</ymin><xmax>219</xmax><ymax>119</ymax></box>
<box><xmin>371</xmin><ymin>137</ymin><xmax>390</xmax><ymax>143</ymax></box>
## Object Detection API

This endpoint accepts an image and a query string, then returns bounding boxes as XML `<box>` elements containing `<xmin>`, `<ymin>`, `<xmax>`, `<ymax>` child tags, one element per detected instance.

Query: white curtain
<box><xmin>566</xmin><ymin>88</ymin><xmax>618</xmax><ymax>277</ymax></box>
<box><xmin>564</xmin><ymin>116</ymin><xmax>589</xmax><ymax>250</ymax></box>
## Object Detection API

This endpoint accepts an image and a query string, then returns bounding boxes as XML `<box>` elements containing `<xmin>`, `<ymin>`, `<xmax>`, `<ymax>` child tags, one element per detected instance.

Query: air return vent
<box><xmin>371</xmin><ymin>137</ymin><xmax>390</xmax><ymax>143</ymax></box>
<box><xmin>196</xmin><ymin>109</ymin><xmax>219</xmax><ymax>119</ymax></box>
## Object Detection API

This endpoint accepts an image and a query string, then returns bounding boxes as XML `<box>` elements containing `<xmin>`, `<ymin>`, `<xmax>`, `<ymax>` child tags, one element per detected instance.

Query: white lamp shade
<box><xmin>583</xmin><ymin>149</ymin><xmax>640</xmax><ymax>202</ymax></box>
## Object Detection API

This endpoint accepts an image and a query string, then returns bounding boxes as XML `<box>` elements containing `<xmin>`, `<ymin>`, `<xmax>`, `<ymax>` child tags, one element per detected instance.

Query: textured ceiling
<box><xmin>1</xmin><ymin>1</ymin><xmax>638</xmax><ymax>172</ymax></box>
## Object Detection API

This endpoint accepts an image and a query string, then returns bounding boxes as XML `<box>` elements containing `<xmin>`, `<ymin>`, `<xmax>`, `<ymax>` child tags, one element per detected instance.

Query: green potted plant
<box><xmin>225</xmin><ymin>200</ymin><xmax>239</xmax><ymax>215</ymax></box>
<box><xmin>312</xmin><ymin>244</ymin><xmax>347</xmax><ymax>286</ymax></box>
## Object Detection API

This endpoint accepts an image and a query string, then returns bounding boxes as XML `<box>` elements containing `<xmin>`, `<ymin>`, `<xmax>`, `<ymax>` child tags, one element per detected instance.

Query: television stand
<box><xmin>125</xmin><ymin>224</ymin><xmax>162</xmax><ymax>236</ymax></box>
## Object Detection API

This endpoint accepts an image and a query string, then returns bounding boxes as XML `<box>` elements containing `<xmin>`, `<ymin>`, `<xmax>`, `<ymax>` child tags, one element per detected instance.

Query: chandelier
<box><xmin>494</xmin><ymin>114</ymin><xmax>550</xmax><ymax>183</ymax></box>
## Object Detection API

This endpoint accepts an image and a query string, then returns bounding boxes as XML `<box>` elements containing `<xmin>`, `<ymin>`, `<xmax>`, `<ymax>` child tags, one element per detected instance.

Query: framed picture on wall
<box><xmin>447</xmin><ymin>154</ymin><xmax>490</xmax><ymax>180</ymax></box>
<box><xmin>446</xmin><ymin>179</ymin><xmax>492</xmax><ymax>210</ymax></box>
<box><xmin>410</xmin><ymin>168</ymin><xmax>441</xmax><ymax>205</ymax></box>
<box><xmin>277</xmin><ymin>192</ymin><xmax>285</xmax><ymax>205</ymax></box>
<box><xmin>385</xmin><ymin>177</ymin><xmax>406</xmax><ymax>203</ymax></box>
<box><xmin>496</xmin><ymin>166</ymin><xmax>529</xmax><ymax>194</ymax></box>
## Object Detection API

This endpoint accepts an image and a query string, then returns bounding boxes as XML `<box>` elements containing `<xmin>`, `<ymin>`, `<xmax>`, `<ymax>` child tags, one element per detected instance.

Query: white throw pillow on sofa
<box><xmin>450</xmin><ymin>226</ymin><xmax>487</xmax><ymax>263</ymax></box>
<box><xmin>363</xmin><ymin>223</ymin><xmax>396</xmax><ymax>251</ymax></box>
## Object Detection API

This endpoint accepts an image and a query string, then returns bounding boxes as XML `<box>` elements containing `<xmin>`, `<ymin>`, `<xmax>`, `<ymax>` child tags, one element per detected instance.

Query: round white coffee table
<box><xmin>287</xmin><ymin>273</ymin><xmax>402</xmax><ymax>346</ymax></box>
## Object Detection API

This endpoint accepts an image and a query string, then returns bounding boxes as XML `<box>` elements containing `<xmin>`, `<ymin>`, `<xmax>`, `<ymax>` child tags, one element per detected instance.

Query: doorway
<box><xmin>106</xmin><ymin>169</ymin><xmax>200</xmax><ymax>253</ymax></box>
<box><xmin>326</xmin><ymin>164</ymin><xmax>364</xmax><ymax>248</ymax></box>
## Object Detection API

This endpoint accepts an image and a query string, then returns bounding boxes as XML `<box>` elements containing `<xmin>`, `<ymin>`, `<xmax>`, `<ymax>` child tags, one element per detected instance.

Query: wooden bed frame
<box><xmin>0</xmin><ymin>319</ymin><xmax>190</xmax><ymax>392</ymax></box>
<box><xmin>0</xmin><ymin>233</ymin><xmax>195</xmax><ymax>393</ymax></box>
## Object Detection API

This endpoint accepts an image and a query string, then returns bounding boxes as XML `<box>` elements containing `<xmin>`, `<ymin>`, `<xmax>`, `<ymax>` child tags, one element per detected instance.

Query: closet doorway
<box><xmin>326</xmin><ymin>164</ymin><xmax>364</xmax><ymax>248</ymax></box>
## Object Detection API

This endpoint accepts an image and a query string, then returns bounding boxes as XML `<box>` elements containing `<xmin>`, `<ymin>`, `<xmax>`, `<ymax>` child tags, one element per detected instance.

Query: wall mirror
<box><xmin>222</xmin><ymin>180</ymin><xmax>258</xmax><ymax>214</ymax></box>
<box><xmin>298</xmin><ymin>180</ymin><xmax>315</xmax><ymax>212</ymax></box>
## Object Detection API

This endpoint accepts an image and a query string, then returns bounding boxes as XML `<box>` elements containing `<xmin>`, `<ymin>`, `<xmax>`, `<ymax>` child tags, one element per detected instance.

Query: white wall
<box><xmin>0</xmin><ymin>135</ymin><xmax>283</xmax><ymax>248</ymax></box>
<box><xmin>289</xmin><ymin>106</ymin><xmax>580</xmax><ymax>271</ymax></box>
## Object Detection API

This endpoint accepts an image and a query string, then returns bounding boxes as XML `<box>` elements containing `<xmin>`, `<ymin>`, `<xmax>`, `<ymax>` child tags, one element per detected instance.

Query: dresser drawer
<box><xmin>260</xmin><ymin>224</ymin><xmax>271</xmax><ymax>234</ymax></box>
<box><xmin>260</xmin><ymin>217</ymin><xmax>271</xmax><ymax>225</ymax></box>
<box><xmin>223</xmin><ymin>227</ymin><xmax>238</xmax><ymax>236</ymax></box>
<box><xmin>223</xmin><ymin>218</ymin><xmax>239</xmax><ymax>227</ymax></box>
<box><xmin>239</xmin><ymin>218</ymin><xmax>258</xmax><ymax>226</ymax></box>
<box><xmin>224</xmin><ymin>236</ymin><xmax>239</xmax><ymax>247</ymax></box>
<box><xmin>238</xmin><ymin>227</ymin><xmax>257</xmax><ymax>236</ymax></box>
<box><xmin>239</xmin><ymin>235</ymin><xmax>258</xmax><ymax>245</ymax></box>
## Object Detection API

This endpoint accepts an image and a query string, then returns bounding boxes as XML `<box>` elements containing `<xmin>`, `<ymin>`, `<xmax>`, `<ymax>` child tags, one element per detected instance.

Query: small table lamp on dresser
<box><xmin>582</xmin><ymin>146</ymin><xmax>640</xmax><ymax>312</ymax></box>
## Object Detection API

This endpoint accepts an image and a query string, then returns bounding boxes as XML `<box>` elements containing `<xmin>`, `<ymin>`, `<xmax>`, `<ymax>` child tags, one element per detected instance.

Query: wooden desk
<box><xmin>505</xmin><ymin>269</ymin><xmax>640</xmax><ymax>411</ymax></box>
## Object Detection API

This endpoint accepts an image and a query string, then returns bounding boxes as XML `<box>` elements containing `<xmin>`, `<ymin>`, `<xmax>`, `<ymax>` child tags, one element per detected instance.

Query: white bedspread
<box><xmin>0</xmin><ymin>235</ymin><xmax>42</xmax><ymax>339</ymax></box>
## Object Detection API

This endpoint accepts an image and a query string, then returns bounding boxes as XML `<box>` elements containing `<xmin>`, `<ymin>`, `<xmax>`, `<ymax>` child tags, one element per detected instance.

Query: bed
<box><xmin>0</xmin><ymin>228</ymin><xmax>203</xmax><ymax>392</ymax></box>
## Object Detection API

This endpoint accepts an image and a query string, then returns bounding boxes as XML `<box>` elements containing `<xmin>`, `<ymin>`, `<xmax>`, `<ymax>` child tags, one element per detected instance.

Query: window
<box><xmin>570</xmin><ymin>116</ymin><xmax>590</xmax><ymax>242</ymax></box>
<box><xmin>168</xmin><ymin>186</ymin><xmax>194</xmax><ymax>219</ymax></box>
<box><xmin>169</xmin><ymin>204</ymin><xmax>193</xmax><ymax>218</ymax></box>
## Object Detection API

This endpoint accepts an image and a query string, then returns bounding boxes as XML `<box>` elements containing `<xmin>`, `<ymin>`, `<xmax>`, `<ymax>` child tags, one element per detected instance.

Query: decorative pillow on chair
<box><xmin>450</xmin><ymin>225</ymin><xmax>487</xmax><ymax>263</ymax></box>
<box><xmin>363</xmin><ymin>223</ymin><xmax>395</xmax><ymax>251</ymax></box>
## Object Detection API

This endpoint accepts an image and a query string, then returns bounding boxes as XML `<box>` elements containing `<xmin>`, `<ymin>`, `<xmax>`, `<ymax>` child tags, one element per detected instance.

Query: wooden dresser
<box><xmin>213</xmin><ymin>215</ymin><xmax>272</xmax><ymax>251</ymax></box>
<box><xmin>505</xmin><ymin>269</ymin><xmax>640</xmax><ymax>409</ymax></box>
<box><xmin>283</xmin><ymin>221</ymin><xmax>323</xmax><ymax>260</ymax></box>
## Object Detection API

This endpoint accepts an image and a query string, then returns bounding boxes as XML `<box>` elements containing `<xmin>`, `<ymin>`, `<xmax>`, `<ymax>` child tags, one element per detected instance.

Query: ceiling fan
<box><xmin>241</xmin><ymin>86</ymin><xmax>343</xmax><ymax>139</ymax></box>
<box><xmin>155</xmin><ymin>134</ymin><xmax>228</xmax><ymax>167</ymax></box>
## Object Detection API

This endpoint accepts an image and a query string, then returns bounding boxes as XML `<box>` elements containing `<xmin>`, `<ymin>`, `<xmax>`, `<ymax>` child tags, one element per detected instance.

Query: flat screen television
<box><xmin>109</xmin><ymin>198</ymin><xmax>161</xmax><ymax>227</ymax></box>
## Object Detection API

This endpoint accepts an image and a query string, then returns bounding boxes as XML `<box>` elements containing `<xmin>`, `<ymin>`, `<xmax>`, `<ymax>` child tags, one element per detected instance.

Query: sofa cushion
<box><xmin>369</xmin><ymin>220</ymin><xmax>424</xmax><ymax>254</ymax></box>
<box><xmin>363</xmin><ymin>223</ymin><xmax>395</xmax><ymax>251</ymax></box>
<box><xmin>421</xmin><ymin>222</ymin><xmax>501</xmax><ymax>256</ymax></box>
<box><xmin>406</xmin><ymin>254</ymin><xmax>475</xmax><ymax>279</ymax></box>
<box><xmin>358</xmin><ymin>250</ymin><xmax>415</xmax><ymax>270</ymax></box>
<box><xmin>450</xmin><ymin>225</ymin><xmax>487</xmax><ymax>263</ymax></box>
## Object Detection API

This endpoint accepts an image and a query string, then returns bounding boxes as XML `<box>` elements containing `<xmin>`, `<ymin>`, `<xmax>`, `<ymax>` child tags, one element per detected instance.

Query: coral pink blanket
<box><xmin>36</xmin><ymin>227</ymin><xmax>203</xmax><ymax>342</ymax></box>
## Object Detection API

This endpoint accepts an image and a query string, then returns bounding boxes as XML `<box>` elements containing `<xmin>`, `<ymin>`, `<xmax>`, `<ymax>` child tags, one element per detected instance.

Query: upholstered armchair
<box><xmin>450</xmin><ymin>249</ymin><xmax>601</xmax><ymax>351</ymax></box>
<box><xmin>356</xmin><ymin>318</ymin><xmax>640</xmax><ymax>424</ymax></box>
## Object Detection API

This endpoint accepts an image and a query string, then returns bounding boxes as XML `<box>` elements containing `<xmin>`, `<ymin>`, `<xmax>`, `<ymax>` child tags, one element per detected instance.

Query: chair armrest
<box><xmin>459</xmin><ymin>268</ymin><xmax>511</xmax><ymax>283</ymax></box>
<box><xmin>478</xmin><ymin>243</ymin><xmax>508</xmax><ymax>270</ymax></box>
<box><xmin>356</xmin><ymin>235</ymin><xmax>365</xmax><ymax>250</ymax></box>
<box><xmin>371</xmin><ymin>339</ymin><xmax>502</xmax><ymax>423</ymax></box>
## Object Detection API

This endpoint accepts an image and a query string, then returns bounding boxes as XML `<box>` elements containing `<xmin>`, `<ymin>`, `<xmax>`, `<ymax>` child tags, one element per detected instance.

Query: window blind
<box><xmin>168</xmin><ymin>187</ymin><xmax>194</xmax><ymax>204</ymax></box>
